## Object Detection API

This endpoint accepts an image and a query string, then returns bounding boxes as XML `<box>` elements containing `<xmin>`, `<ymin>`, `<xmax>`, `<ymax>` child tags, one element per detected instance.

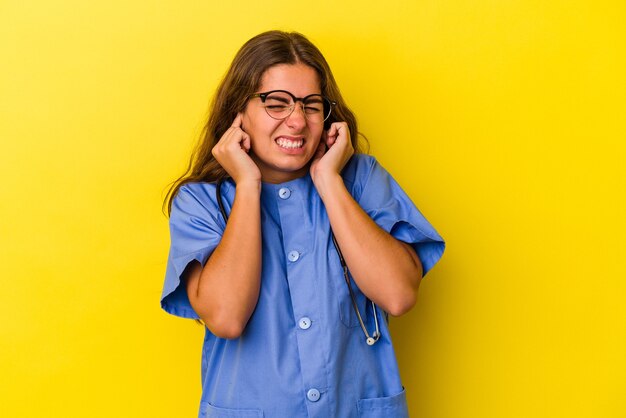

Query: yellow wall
<box><xmin>1</xmin><ymin>1</ymin><xmax>624</xmax><ymax>417</ymax></box>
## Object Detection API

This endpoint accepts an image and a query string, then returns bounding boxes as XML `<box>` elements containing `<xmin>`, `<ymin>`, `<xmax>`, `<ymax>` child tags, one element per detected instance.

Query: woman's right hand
<box><xmin>190</xmin><ymin>114</ymin><xmax>263</xmax><ymax>339</ymax></box>
<box><xmin>211</xmin><ymin>113</ymin><xmax>261</xmax><ymax>185</ymax></box>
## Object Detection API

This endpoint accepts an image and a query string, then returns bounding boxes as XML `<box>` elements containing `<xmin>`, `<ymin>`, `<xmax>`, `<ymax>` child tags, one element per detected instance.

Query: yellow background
<box><xmin>1</xmin><ymin>1</ymin><xmax>624</xmax><ymax>417</ymax></box>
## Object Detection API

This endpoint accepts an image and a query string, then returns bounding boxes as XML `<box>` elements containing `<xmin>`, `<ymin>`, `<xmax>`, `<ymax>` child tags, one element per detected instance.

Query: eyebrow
<box><xmin>304</xmin><ymin>97</ymin><xmax>323</xmax><ymax>104</ymax></box>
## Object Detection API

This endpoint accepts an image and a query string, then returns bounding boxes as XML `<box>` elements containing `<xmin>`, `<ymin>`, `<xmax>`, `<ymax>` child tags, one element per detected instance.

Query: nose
<box><xmin>284</xmin><ymin>102</ymin><xmax>307</xmax><ymax>129</ymax></box>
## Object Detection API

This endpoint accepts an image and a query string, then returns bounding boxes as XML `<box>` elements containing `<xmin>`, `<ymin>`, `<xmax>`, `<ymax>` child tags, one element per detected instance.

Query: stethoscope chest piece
<box><xmin>366</xmin><ymin>331</ymin><xmax>380</xmax><ymax>346</ymax></box>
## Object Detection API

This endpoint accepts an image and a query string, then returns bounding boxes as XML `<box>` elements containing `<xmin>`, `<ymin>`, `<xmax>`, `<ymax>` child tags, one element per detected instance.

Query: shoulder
<box><xmin>176</xmin><ymin>181</ymin><xmax>215</xmax><ymax>199</ymax></box>
<box><xmin>171</xmin><ymin>181</ymin><xmax>221</xmax><ymax>218</ymax></box>
<box><xmin>342</xmin><ymin>154</ymin><xmax>389</xmax><ymax>197</ymax></box>
<box><xmin>344</xmin><ymin>153</ymin><xmax>377</xmax><ymax>172</ymax></box>
<box><xmin>175</xmin><ymin>181</ymin><xmax>214</xmax><ymax>204</ymax></box>
<box><xmin>342</xmin><ymin>153</ymin><xmax>378</xmax><ymax>183</ymax></box>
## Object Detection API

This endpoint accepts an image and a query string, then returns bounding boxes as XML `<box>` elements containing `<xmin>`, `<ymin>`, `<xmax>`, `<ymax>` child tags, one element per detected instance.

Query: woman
<box><xmin>161</xmin><ymin>30</ymin><xmax>444</xmax><ymax>418</ymax></box>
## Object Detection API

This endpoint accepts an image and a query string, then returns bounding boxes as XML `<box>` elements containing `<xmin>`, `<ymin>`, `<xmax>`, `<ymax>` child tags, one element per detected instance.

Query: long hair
<box><xmin>164</xmin><ymin>30</ymin><xmax>364</xmax><ymax>214</ymax></box>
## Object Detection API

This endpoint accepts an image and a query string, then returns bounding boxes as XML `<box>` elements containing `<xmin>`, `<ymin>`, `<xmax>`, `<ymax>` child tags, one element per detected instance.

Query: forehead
<box><xmin>259</xmin><ymin>63</ymin><xmax>321</xmax><ymax>96</ymax></box>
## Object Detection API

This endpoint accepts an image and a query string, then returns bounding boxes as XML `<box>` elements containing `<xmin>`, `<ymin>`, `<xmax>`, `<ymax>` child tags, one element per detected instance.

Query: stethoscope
<box><xmin>216</xmin><ymin>179</ymin><xmax>381</xmax><ymax>346</ymax></box>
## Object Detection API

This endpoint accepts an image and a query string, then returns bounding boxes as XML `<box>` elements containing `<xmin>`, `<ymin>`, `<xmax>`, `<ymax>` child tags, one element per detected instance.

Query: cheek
<box><xmin>311</xmin><ymin>133</ymin><xmax>322</xmax><ymax>147</ymax></box>
<box><xmin>242</xmin><ymin>111</ymin><xmax>281</xmax><ymax>140</ymax></box>
<box><xmin>310</xmin><ymin>127</ymin><xmax>324</xmax><ymax>145</ymax></box>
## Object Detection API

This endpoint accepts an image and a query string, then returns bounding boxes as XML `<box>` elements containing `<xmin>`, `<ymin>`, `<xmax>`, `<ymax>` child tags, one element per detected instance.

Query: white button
<box><xmin>278</xmin><ymin>188</ymin><xmax>291</xmax><ymax>199</ymax></box>
<box><xmin>298</xmin><ymin>317</ymin><xmax>312</xmax><ymax>330</ymax></box>
<box><xmin>307</xmin><ymin>388</ymin><xmax>320</xmax><ymax>402</ymax></box>
<box><xmin>288</xmin><ymin>250</ymin><xmax>300</xmax><ymax>262</ymax></box>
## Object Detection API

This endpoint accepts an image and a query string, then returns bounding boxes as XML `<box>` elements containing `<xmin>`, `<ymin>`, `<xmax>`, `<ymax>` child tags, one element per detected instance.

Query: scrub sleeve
<box><xmin>345</xmin><ymin>156</ymin><xmax>444</xmax><ymax>276</ymax></box>
<box><xmin>161</xmin><ymin>183</ymin><xmax>225</xmax><ymax>319</ymax></box>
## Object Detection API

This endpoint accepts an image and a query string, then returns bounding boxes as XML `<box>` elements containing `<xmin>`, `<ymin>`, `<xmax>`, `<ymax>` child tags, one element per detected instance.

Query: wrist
<box><xmin>313</xmin><ymin>172</ymin><xmax>344</xmax><ymax>200</ymax></box>
<box><xmin>234</xmin><ymin>179</ymin><xmax>262</xmax><ymax>197</ymax></box>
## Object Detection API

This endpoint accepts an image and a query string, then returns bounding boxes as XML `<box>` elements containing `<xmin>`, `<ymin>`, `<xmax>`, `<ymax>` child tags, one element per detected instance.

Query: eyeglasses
<box><xmin>250</xmin><ymin>90</ymin><xmax>336</xmax><ymax>123</ymax></box>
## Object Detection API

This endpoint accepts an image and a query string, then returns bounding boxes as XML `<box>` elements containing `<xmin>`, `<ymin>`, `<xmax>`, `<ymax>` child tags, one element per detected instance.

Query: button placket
<box><xmin>275</xmin><ymin>181</ymin><xmax>329</xmax><ymax>414</ymax></box>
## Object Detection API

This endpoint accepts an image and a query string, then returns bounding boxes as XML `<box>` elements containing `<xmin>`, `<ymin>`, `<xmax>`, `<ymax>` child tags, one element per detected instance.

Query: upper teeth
<box><xmin>276</xmin><ymin>138</ymin><xmax>303</xmax><ymax>149</ymax></box>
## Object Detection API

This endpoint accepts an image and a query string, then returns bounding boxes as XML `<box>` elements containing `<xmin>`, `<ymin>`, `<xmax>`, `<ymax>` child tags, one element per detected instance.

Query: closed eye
<box><xmin>304</xmin><ymin>105</ymin><xmax>322</xmax><ymax>113</ymax></box>
<box><xmin>303</xmin><ymin>99</ymin><xmax>323</xmax><ymax>113</ymax></box>
<box><xmin>266</xmin><ymin>104</ymin><xmax>290</xmax><ymax>110</ymax></box>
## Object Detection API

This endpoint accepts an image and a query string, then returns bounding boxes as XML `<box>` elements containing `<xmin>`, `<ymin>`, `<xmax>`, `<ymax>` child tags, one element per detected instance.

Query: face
<box><xmin>242</xmin><ymin>63</ymin><xmax>325</xmax><ymax>184</ymax></box>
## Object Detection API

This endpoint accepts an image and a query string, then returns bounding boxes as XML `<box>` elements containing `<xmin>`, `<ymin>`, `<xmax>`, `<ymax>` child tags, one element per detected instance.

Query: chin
<box><xmin>260</xmin><ymin>159</ymin><xmax>312</xmax><ymax>183</ymax></box>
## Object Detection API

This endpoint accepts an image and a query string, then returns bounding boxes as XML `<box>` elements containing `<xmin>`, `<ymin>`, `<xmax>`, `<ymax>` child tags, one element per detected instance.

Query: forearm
<box><xmin>186</xmin><ymin>181</ymin><xmax>262</xmax><ymax>338</ymax></box>
<box><xmin>316</xmin><ymin>174</ymin><xmax>423</xmax><ymax>316</ymax></box>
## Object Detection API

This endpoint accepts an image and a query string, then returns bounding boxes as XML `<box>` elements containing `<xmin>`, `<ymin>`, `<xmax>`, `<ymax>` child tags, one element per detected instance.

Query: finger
<box><xmin>241</xmin><ymin>134</ymin><xmax>251</xmax><ymax>153</ymax></box>
<box><xmin>327</xmin><ymin>123</ymin><xmax>337</xmax><ymax>138</ymax></box>
<box><xmin>325</xmin><ymin>125</ymin><xmax>337</xmax><ymax>146</ymax></box>
<box><xmin>231</xmin><ymin>113</ymin><xmax>243</xmax><ymax>128</ymax></box>
<box><xmin>222</xmin><ymin>122</ymin><xmax>247</xmax><ymax>147</ymax></box>
<box><xmin>332</xmin><ymin>122</ymin><xmax>350</xmax><ymax>145</ymax></box>
<box><xmin>334</xmin><ymin>122</ymin><xmax>347</xmax><ymax>139</ymax></box>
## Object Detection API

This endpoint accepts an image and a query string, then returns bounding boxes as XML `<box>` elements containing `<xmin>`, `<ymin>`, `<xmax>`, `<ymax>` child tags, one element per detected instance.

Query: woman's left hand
<box><xmin>310</xmin><ymin>121</ymin><xmax>354</xmax><ymax>187</ymax></box>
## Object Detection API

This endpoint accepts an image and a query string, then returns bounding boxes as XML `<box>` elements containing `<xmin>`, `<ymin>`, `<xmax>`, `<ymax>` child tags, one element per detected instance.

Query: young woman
<box><xmin>161</xmin><ymin>30</ymin><xmax>444</xmax><ymax>418</ymax></box>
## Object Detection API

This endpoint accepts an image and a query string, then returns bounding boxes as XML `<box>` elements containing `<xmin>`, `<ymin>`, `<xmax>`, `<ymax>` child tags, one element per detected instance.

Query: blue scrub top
<box><xmin>161</xmin><ymin>154</ymin><xmax>445</xmax><ymax>418</ymax></box>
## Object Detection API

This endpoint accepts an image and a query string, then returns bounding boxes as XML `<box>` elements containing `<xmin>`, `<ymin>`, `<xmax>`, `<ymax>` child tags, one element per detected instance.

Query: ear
<box><xmin>239</xmin><ymin>111</ymin><xmax>249</xmax><ymax>133</ymax></box>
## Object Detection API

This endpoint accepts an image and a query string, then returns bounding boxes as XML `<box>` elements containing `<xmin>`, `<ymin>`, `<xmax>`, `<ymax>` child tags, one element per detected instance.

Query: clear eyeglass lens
<box><xmin>264</xmin><ymin>92</ymin><xmax>331</xmax><ymax>122</ymax></box>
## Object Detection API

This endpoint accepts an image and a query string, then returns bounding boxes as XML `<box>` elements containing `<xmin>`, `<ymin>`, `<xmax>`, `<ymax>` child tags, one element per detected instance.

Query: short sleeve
<box><xmin>161</xmin><ymin>183</ymin><xmax>225</xmax><ymax>319</ymax></box>
<box><xmin>346</xmin><ymin>155</ymin><xmax>445</xmax><ymax>276</ymax></box>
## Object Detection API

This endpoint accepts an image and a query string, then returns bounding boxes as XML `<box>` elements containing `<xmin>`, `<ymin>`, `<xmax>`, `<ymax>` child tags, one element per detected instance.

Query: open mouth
<box><xmin>275</xmin><ymin>137</ymin><xmax>304</xmax><ymax>150</ymax></box>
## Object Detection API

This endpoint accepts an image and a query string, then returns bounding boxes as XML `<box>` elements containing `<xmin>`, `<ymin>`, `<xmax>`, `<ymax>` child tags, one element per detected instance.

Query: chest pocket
<box><xmin>200</xmin><ymin>402</ymin><xmax>263</xmax><ymax>418</ymax></box>
<box><xmin>357</xmin><ymin>388</ymin><xmax>409</xmax><ymax>418</ymax></box>
<box><xmin>327</xmin><ymin>247</ymin><xmax>372</xmax><ymax>328</ymax></box>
